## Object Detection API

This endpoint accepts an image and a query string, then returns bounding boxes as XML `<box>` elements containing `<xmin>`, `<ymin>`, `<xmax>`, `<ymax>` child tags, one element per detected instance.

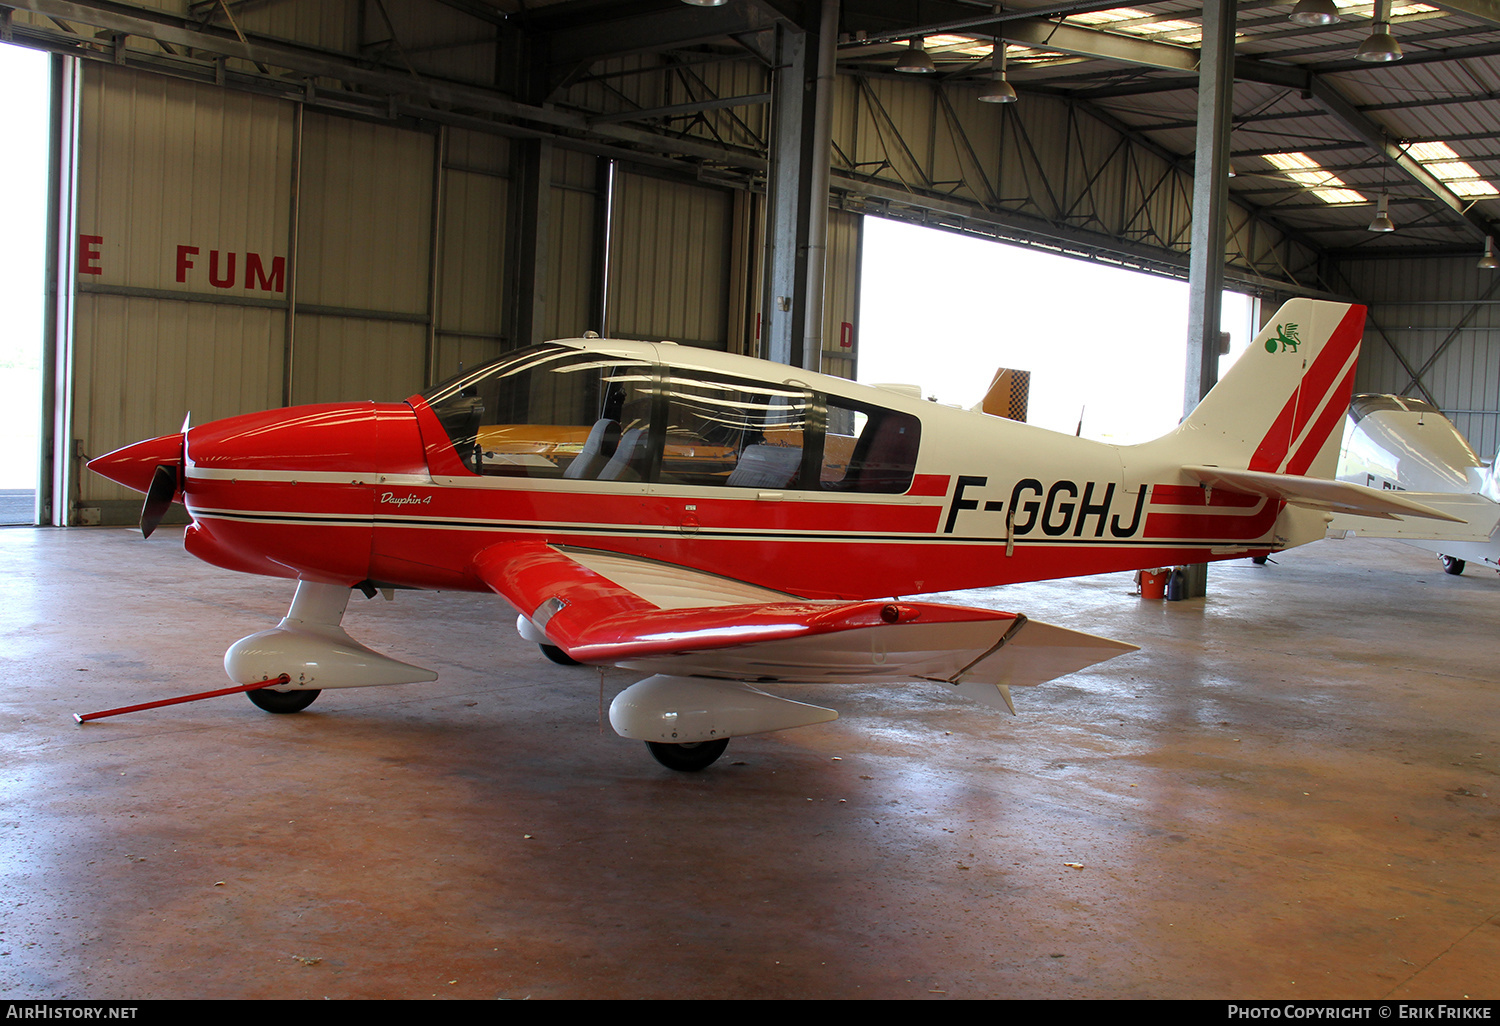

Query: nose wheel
<box><xmin>247</xmin><ymin>687</ymin><xmax>321</xmax><ymax>713</ymax></box>
<box><xmin>539</xmin><ymin>644</ymin><xmax>580</xmax><ymax>666</ymax></box>
<box><xmin>646</xmin><ymin>738</ymin><xmax>729</xmax><ymax>771</ymax></box>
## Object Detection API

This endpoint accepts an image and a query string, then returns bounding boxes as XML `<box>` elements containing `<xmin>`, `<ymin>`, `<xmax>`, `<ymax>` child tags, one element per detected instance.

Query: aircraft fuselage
<box><xmin>94</xmin><ymin>339</ymin><xmax>1288</xmax><ymax>602</ymax></box>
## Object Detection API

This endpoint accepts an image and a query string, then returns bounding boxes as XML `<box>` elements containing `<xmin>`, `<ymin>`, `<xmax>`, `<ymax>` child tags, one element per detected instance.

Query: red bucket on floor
<box><xmin>1138</xmin><ymin>568</ymin><xmax>1169</xmax><ymax>599</ymax></box>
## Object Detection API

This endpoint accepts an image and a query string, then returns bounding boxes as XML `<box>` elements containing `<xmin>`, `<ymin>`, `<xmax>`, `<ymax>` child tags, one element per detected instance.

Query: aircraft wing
<box><xmin>1326</xmin><ymin>492</ymin><xmax>1500</xmax><ymax>543</ymax></box>
<box><xmin>1181</xmin><ymin>465</ymin><xmax>1467</xmax><ymax>523</ymax></box>
<box><xmin>472</xmin><ymin>541</ymin><xmax>1136</xmax><ymax>707</ymax></box>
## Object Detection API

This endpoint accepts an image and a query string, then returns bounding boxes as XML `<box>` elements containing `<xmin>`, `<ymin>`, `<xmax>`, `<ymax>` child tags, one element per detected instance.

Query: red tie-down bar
<box><xmin>73</xmin><ymin>675</ymin><xmax>292</xmax><ymax>723</ymax></box>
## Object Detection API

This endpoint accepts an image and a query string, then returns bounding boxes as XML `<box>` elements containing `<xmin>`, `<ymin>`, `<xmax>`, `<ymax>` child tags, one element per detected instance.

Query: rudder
<box><xmin>1165</xmin><ymin>300</ymin><xmax>1365</xmax><ymax>479</ymax></box>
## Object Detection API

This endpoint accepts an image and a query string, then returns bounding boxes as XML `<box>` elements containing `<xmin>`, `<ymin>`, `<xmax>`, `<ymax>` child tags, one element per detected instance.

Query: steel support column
<box><xmin>802</xmin><ymin>0</ymin><xmax>839</xmax><ymax>369</ymax></box>
<box><xmin>761</xmin><ymin>21</ymin><xmax>819</xmax><ymax>370</ymax></box>
<box><xmin>1184</xmin><ymin>0</ymin><xmax>1237</xmax><ymax>415</ymax></box>
<box><xmin>1182</xmin><ymin>0</ymin><xmax>1237</xmax><ymax>600</ymax></box>
<box><xmin>507</xmin><ymin>138</ymin><xmax>553</xmax><ymax>351</ymax></box>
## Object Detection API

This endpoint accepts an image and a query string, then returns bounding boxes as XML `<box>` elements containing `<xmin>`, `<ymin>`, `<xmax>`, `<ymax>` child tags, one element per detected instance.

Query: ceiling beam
<box><xmin>1428</xmin><ymin>0</ymin><xmax>1500</xmax><ymax>25</ymax></box>
<box><xmin>530</xmin><ymin>0</ymin><xmax>788</xmax><ymax>66</ymax></box>
<box><xmin>1305</xmin><ymin>75</ymin><xmax>1494</xmax><ymax>242</ymax></box>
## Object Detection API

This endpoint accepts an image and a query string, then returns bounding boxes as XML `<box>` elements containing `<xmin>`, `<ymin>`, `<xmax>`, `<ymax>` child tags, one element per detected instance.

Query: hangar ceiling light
<box><xmin>978</xmin><ymin>44</ymin><xmax>1018</xmax><ymax>103</ymax></box>
<box><xmin>1288</xmin><ymin>0</ymin><xmax>1341</xmax><ymax>26</ymax></box>
<box><xmin>1357</xmin><ymin>0</ymin><xmax>1404</xmax><ymax>61</ymax></box>
<box><xmin>895</xmin><ymin>37</ymin><xmax>938</xmax><ymax>73</ymax></box>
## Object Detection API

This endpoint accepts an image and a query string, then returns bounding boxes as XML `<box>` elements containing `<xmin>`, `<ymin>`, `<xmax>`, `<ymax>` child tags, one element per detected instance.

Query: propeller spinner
<box><xmin>86</xmin><ymin>425</ymin><xmax>187</xmax><ymax>537</ymax></box>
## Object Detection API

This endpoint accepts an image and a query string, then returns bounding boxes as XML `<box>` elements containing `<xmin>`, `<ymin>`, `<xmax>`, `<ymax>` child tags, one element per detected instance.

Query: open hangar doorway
<box><xmin>0</xmin><ymin>43</ymin><xmax>52</xmax><ymax>525</ymax></box>
<box><xmin>857</xmin><ymin>216</ymin><xmax>1255</xmax><ymax>444</ymax></box>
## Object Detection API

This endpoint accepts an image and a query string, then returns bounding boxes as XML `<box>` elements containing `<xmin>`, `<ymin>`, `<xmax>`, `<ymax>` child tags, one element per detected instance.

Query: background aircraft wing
<box><xmin>1326</xmin><ymin>492</ymin><xmax>1500</xmax><ymax>542</ymax></box>
<box><xmin>1181</xmin><ymin>465</ymin><xmax>1467</xmax><ymax>522</ymax></box>
<box><xmin>472</xmin><ymin>541</ymin><xmax>1136</xmax><ymax>704</ymax></box>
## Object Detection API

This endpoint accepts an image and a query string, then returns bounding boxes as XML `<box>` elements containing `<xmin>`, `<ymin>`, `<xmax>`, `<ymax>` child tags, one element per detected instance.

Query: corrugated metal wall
<box><xmin>1341</xmin><ymin>257</ymin><xmax>1500</xmax><ymax>460</ymax></box>
<box><xmin>605</xmin><ymin>168</ymin><xmax>734</xmax><ymax>348</ymax></box>
<box><xmin>291</xmin><ymin>111</ymin><xmax>433</xmax><ymax>405</ymax></box>
<box><xmin>547</xmin><ymin>149</ymin><xmax>603</xmax><ymax>342</ymax></box>
<box><xmin>819</xmin><ymin>209</ymin><xmax>862</xmax><ymax>381</ymax></box>
<box><xmin>438</xmin><ymin>129</ymin><xmax>512</xmax><ymax>376</ymax></box>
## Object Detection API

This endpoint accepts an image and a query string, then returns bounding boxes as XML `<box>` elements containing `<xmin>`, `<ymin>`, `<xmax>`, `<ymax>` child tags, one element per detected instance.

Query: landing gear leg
<box><xmin>225</xmin><ymin>580</ymin><xmax>437</xmax><ymax>713</ymax></box>
<box><xmin>646</xmin><ymin>738</ymin><xmax>729</xmax><ymax>772</ymax></box>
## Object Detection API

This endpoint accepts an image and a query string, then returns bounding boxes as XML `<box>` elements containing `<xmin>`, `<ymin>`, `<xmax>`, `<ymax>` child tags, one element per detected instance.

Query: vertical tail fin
<box><xmin>1163</xmin><ymin>299</ymin><xmax>1365</xmax><ymax>479</ymax></box>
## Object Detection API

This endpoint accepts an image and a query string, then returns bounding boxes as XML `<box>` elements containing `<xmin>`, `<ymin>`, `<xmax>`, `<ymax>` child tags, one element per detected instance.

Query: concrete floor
<box><xmin>1</xmin><ymin>526</ymin><xmax>1497</xmax><ymax>1000</ymax></box>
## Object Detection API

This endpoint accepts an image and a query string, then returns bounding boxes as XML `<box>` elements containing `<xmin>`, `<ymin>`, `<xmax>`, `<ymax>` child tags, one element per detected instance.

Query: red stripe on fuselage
<box><xmin>1144</xmin><ymin>501</ymin><xmax>1278</xmax><ymax>542</ymax></box>
<box><xmin>1148</xmin><ymin>484</ymin><xmax>1263</xmax><ymax>509</ymax></box>
<box><xmin>908</xmin><ymin>474</ymin><xmax>951</xmax><ymax>497</ymax></box>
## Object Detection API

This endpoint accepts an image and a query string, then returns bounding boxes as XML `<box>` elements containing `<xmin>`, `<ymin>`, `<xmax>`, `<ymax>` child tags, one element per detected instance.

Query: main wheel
<box><xmin>247</xmin><ymin>687</ymin><xmax>321</xmax><ymax>713</ymax></box>
<box><xmin>539</xmin><ymin>644</ymin><xmax>580</xmax><ymax>666</ymax></box>
<box><xmin>1441</xmin><ymin>555</ymin><xmax>1466</xmax><ymax>576</ymax></box>
<box><xmin>646</xmin><ymin>738</ymin><xmax>729</xmax><ymax>772</ymax></box>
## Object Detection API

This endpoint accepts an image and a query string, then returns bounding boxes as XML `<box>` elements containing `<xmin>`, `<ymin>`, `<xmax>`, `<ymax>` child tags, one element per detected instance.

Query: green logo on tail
<box><xmin>1265</xmin><ymin>323</ymin><xmax>1302</xmax><ymax>353</ymax></box>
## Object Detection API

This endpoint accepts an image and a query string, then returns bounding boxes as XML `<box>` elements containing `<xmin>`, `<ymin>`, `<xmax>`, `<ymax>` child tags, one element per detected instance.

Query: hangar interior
<box><xmin>2</xmin><ymin>0</ymin><xmax>1499</xmax><ymax>1001</ymax></box>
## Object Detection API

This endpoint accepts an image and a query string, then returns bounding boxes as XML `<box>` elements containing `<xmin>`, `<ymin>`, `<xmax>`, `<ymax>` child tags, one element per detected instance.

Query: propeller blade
<box><xmin>140</xmin><ymin>463</ymin><xmax>178</xmax><ymax>539</ymax></box>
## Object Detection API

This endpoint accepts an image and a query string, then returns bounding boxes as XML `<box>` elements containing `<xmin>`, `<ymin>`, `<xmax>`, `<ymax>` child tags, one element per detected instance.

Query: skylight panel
<box><xmin>1407</xmin><ymin>141</ymin><xmax>1499</xmax><ymax>198</ymax></box>
<box><xmin>921</xmin><ymin>34</ymin><xmax>997</xmax><ymax>57</ymax></box>
<box><xmin>1069</xmin><ymin>8</ymin><xmax>1154</xmax><ymax>25</ymax></box>
<box><xmin>1264</xmin><ymin>152</ymin><xmax>1367</xmax><ymax>205</ymax></box>
<box><xmin>1329</xmin><ymin>0</ymin><xmax>1439</xmax><ymax>13</ymax></box>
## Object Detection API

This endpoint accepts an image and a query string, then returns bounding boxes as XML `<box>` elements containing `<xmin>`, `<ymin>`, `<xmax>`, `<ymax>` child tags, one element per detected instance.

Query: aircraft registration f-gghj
<box><xmin>86</xmin><ymin>299</ymin><xmax>1461</xmax><ymax>770</ymax></box>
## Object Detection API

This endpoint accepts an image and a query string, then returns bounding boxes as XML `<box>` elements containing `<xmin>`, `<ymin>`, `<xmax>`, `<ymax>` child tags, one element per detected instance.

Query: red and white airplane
<box><xmin>87</xmin><ymin>299</ymin><xmax>1458</xmax><ymax>769</ymax></box>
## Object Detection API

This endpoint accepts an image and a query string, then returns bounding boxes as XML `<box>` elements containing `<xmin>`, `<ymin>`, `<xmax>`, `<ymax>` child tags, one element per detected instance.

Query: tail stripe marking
<box><xmin>1248</xmin><ymin>307</ymin><xmax>1364</xmax><ymax>473</ymax></box>
<box><xmin>1286</xmin><ymin>362</ymin><xmax>1359</xmax><ymax>477</ymax></box>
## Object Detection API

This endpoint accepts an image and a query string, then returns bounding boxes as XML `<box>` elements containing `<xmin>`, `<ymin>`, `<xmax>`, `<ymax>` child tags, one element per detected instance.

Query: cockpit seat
<box><xmin>598</xmin><ymin>427</ymin><xmax>651</xmax><ymax>482</ymax></box>
<box><xmin>564</xmin><ymin>418</ymin><xmax>621</xmax><ymax>480</ymax></box>
<box><xmin>726</xmin><ymin>444</ymin><xmax>802</xmax><ymax>488</ymax></box>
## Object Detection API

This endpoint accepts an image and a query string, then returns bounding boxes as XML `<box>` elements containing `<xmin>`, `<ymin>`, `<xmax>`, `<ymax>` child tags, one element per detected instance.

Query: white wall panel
<box><xmin>290</xmin><ymin>113</ymin><xmax>435</xmax><ymax>405</ymax></box>
<box><xmin>432</xmin><ymin>129</ymin><xmax>511</xmax><ymax>379</ymax></box>
<box><xmin>290</xmin><ymin>315</ymin><xmax>427</xmax><ymax>407</ymax></box>
<box><xmin>296</xmin><ymin>112</ymin><xmax>433</xmax><ymax>314</ymax></box>
<box><xmin>606</xmin><ymin>170</ymin><xmax>731</xmax><ymax>348</ymax></box>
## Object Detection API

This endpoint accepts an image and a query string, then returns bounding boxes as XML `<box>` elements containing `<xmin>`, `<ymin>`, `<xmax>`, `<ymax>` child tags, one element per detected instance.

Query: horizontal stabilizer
<box><xmin>1182</xmin><ymin>465</ymin><xmax>1466</xmax><ymax>523</ymax></box>
<box><xmin>1327</xmin><ymin>492</ymin><xmax>1500</xmax><ymax>543</ymax></box>
<box><xmin>940</xmin><ymin>619</ymin><xmax>1137</xmax><ymax>715</ymax></box>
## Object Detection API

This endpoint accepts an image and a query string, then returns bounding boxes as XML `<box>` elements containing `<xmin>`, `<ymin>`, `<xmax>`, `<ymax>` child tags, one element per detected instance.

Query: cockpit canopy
<box><xmin>1348</xmin><ymin>393</ymin><xmax>1443</xmax><ymax>422</ymax></box>
<box><xmin>417</xmin><ymin>343</ymin><xmax>922</xmax><ymax>493</ymax></box>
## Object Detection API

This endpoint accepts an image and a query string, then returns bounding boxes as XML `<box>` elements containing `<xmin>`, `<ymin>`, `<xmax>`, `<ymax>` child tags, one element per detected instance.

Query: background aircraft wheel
<box><xmin>1440</xmin><ymin>555</ymin><xmax>1466</xmax><ymax>576</ymax></box>
<box><xmin>247</xmin><ymin>687</ymin><xmax>321</xmax><ymax>713</ymax></box>
<box><xmin>1251</xmin><ymin>555</ymin><xmax>1268</xmax><ymax>565</ymax></box>
<box><xmin>646</xmin><ymin>738</ymin><xmax>729</xmax><ymax>772</ymax></box>
<box><xmin>539</xmin><ymin>644</ymin><xmax>580</xmax><ymax>666</ymax></box>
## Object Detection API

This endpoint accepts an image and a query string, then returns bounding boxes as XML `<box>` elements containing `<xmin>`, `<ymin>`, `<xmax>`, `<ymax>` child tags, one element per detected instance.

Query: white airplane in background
<box><xmin>86</xmin><ymin>299</ymin><xmax>1461</xmax><ymax>770</ymax></box>
<box><xmin>1331</xmin><ymin>393</ymin><xmax>1500</xmax><ymax>575</ymax></box>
